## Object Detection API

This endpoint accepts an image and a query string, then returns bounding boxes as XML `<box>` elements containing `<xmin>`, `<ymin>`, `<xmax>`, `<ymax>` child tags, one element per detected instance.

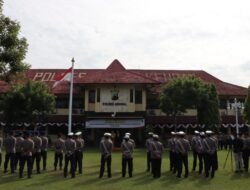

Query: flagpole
<box><xmin>68</xmin><ymin>58</ymin><xmax>75</xmax><ymax>133</ymax></box>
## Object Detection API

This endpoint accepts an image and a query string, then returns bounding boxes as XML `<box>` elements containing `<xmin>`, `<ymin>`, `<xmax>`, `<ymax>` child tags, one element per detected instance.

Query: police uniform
<box><xmin>15</xmin><ymin>133</ymin><xmax>24</xmax><ymax>170</ymax></box>
<box><xmin>197</xmin><ymin>132</ymin><xmax>206</xmax><ymax>174</ymax></box>
<box><xmin>191</xmin><ymin>131</ymin><xmax>200</xmax><ymax>171</ymax></box>
<box><xmin>121</xmin><ymin>135</ymin><xmax>134</xmax><ymax>177</ymax></box>
<box><xmin>0</xmin><ymin>137</ymin><xmax>3</xmax><ymax>168</ymax></box>
<box><xmin>75</xmin><ymin>132</ymin><xmax>84</xmax><ymax>174</ymax></box>
<box><xmin>19</xmin><ymin>132</ymin><xmax>34</xmax><ymax>178</ymax></box>
<box><xmin>168</xmin><ymin>132</ymin><xmax>177</xmax><ymax>172</ymax></box>
<box><xmin>242</xmin><ymin>135</ymin><xmax>250</xmax><ymax>172</ymax></box>
<box><xmin>176</xmin><ymin>131</ymin><xmax>191</xmax><ymax>178</ymax></box>
<box><xmin>32</xmin><ymin>133</ymin><xmax>42</xmax><ymax>174</ymax></box>
<box><xmin>41</xmin><ymin>134</ymin><xmax>48</xmax><ymax>170</ymax></box>
<box><xmin>54</xmin><ymin>134</ymin><xmax>65</xmax><ymax>170</ymax></box>
<box><xmin>203</xmin><ymin>130</ymin><xmax>218</xmax><ymax>178</ymax></box>
<box><xmin>150</xmin><ymin>134</ymin><xmax>164</xmax><ymax>178</ymax></box>
<box><xmin>3</xmin><ymin>131</ymin><xmax>16</xmax><ymax>173</ymax></box>
<box><xmin>64</xmin><ymin>132</ymin><xmax>76</xmax><ymax>178</ymax></box>
<box><xmin>145</xmin><ymin>132</ymin><xmax>153</xmax><ymax>172</ymax></box>
<box><xmin>99</xmin><ymin>133</ymin><xmax>113</xmax><ymax>178</ymax></box>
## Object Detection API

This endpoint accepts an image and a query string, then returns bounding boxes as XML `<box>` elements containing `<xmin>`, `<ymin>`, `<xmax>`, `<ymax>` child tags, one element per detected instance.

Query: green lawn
<box><xmin>0</xmin><ymin>149</ymin><xmax>249</xmax><ymax>190</ymax></box>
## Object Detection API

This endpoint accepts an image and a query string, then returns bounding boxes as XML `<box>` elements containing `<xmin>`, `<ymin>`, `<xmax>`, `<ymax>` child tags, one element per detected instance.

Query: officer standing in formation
<box><xmin>99</xmin><ymin>132</ymin><xmax>113</xmax><ymax>178</ymax></box>
<box><xmin>175</xmin><ymin>131</ymin><xmax>191</xmax><ymax>178</ymax></box>
<box><xmin>151</xmin><ymin>134</ymin><xmax>164</xmax><ymax>178</ymax></box>
<box><xmin>32</xmin><ymin>131</ymin><xmax>42</xmax><ymax>174</ymax></box>
<box><xmin>121</xmin><ymin>134</ymin><xmax>134</xmax><ymax>177</ymax></box>
<box><xmin>41</xmin><ymin>132</ymin><xmax>49</xmax><ymax>171</ymax></box>
<box><xmin>3</xmin><ymin>131</ymin><xmax>16</xmax><ymax>173</ymax></box>
<box><xmin>191</xmin><ymin>130</ymin><xmax>200</xmax><ymax>172</ymax></box>
<box><xmin>75</xmin><ymin>131</ymin><xmax>84</xmax><ymax>174</ymax></box>
<box><xmin>197</xmin><ymin>132</ymin><xmax>206</xmax><ymax>174</ymax></box>
<box><xmin>19</xmin><ymin>131</ymin><xmax>34</xmax><ymax>178</ymax></box>
<box><xmin>145</xmin><ymin>132</ymin><xmax>153</xmax><ymax>172</ymax></box>
<box><xmin>242</xmin><ymin>134</ymin><xmax>250</xmax><ymax>172</ymax></box>
<box><xmin>0</xmin><ymin>134</ymin><xmax>2</xmax><ymax>168</ymax></box>
<box><xmin>54</xmin><ymin>133</ymin><xmax>65</xmax><ymax>171</ymax></box>
<box><xmin>15</xmin><ymin>132</ymin><xmax>24</xmax><ymax>170</ymax></box>
<box><xmin>203</xmin><ymin>130</ymin><xmax>218</xmax><ymax>178</ymax></box>
<box><xmin>64</xmin><ymin>132</ymin><xmax>76</xmax><ymax>178</ymax></box>
<box><xmin>168</xmin><ymin>132</ymin><xmax>177</xmax><ymax>173</ymax></box>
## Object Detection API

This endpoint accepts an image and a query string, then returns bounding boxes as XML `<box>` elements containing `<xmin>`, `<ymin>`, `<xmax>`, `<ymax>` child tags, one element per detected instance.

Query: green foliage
<box><xmin>244</xmin><ymin>86</ymin><xmax>250</xmax><ymax>123</ymax></box>
<box><xmin>1</xmin><ymin>80</ymin><xmax>55</xmax><ymax>122</ymax></box>
<box><xmin>160</xmin><ymin>76</ymin><xmax>220</xmax><ymax>129</ymax></box>
<box><xmin>0</xmin><ymin>1</ymin><xmax>29</xmax><ymax>82</ymax></box>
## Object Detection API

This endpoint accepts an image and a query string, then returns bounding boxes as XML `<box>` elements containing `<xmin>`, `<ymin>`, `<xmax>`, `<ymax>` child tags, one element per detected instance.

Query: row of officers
<box><xmin>0</xmin><ymin>131</ymin><xmax>84</xmax><ymax>178</ymax></box>
<box><xmin>3</xmin><ymin>130</ymin><xmax>249</xmax><ymax>179</ymax></box>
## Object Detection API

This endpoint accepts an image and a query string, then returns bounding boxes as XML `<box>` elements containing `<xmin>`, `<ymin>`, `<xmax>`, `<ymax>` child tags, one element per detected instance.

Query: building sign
<box><xmin>32</xmin><ymin>72</ymin><xmax>87</xmax><ymax>81</ymax></box>
<box><xmin>86</xmin><ymin>119</ymin><xmax>145</xmax><ymax>128</ymax></box>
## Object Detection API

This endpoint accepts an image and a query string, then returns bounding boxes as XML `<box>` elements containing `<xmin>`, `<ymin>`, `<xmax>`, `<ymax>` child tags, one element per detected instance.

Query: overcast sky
<box><xmin>3</xmin><ymin>0</ymin><xmax>250</xmax><ymax>87</ymax></box>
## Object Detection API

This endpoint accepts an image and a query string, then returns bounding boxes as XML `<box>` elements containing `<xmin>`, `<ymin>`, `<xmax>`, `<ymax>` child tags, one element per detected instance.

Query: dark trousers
<box><xmin>122</xmin><ymin>157</ymin><xmax>133</xmax><ymax>177</ymax></box>
<box><xmin>41</xmin><ymin>150</ymin><xmax>47</xmax><ymax>170</ymax></box>
<box><xmin>54</xmin><ymin>152</ymin><xmax>63</xmax><ymax>170</ymax></box>
<box><xmin>19</xmin><ymin>155</ymin><xmax>32</xmax><ymax>178</ymax></box>
<box><xmin>242</xmin><ymin>150</ymin><xmax>249</xmax><ymax>171</ymax></box>
<box><xmin>15</xmin><ymin>152</ymin><xmax>22</xmax><ymax>170</ymax></box>
<box><xmin>32</xmin><ymin>152</ymin><xmax>41</xmax><ymax>173</ymax></box>
<box><xmin>75</xmin><ymin>151</ymin><xmax>83</xmax><ymax>173</ymax></box>
<box><xmin>99</xmin><ymin>154</ymin><xmax>111</xmax><ymax>178</ymax></box>
<box><xmin>64</xmin><ymin>154</ymin><xmax>75</xmax><ymax>178</ymax></box>
<box><xmin>151</xmin><ymin>158</ymin><xmax>162</xmax><ymax>178</ymax></box>
<box><xmin>198</xmin><ymin>153</ymin><xmax>204</xmax><ymax>174</ymax></box>
<box><xmin>192</xmin><ymin>150</ymin><xmax>198</xmax><ymax>171</ymax></box>
<box><xmin>0</xmin><ymin>152</ymin><xmax>2</xmax><ymax>168</ymax></box>
<box><xmin>147</xmin><ymin>151</ymin><xmax>151</xmax><ymax>171</ymax></box>
<box><xmin>176</xmin><ymin>153</ymin><xmax>189</xmax><ymax>178</ymax></box>
<box><xmin>169</xmin><ymin>150</ymin><xmax>174</xmax><ymax>171</ymax></box>
<box><xmin>4</xmin><ymin>152</ymin><xmax>15</xmax><ymax>173</ymax></box>
<box><xmin>204</xmin><ymin>152</ymin><xmax>217</xmax><ymax>178</ymax></box>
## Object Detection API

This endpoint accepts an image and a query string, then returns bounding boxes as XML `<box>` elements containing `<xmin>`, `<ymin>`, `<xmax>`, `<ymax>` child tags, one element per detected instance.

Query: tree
<box><xmin>1</xmin><ymin>80</ymin><xmax>55</xmax><ymax>123</ymax></box>
<box><xmin>0</xmin><ymin>0</ymin><xmax>29</xmax><ymax>83</ymax></box>
<box><xmin>160</xmin><ymin>76</ymin><xmax>220</xmax><ymax>130</ymax></box>
<box><xmin>244</xmin><ymin>86</ymin><xmax>250</xmax><ymax>123</ymax></box>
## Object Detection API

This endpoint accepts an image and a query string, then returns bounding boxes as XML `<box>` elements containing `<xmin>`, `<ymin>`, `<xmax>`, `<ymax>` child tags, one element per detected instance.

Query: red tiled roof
<box><xmin>0</xmin><ymin>59</ymin><xmax>247</xmax><ymax>96</ymax></box>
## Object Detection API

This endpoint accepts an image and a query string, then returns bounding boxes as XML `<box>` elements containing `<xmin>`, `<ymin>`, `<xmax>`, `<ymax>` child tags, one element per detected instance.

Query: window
<box><xmin>55</xmin><ymin>97</ymin><xmax>68</xmax><ymax>108</ymax></box>
<box><xmin>97</xmin><ymin>88</ymin><xmax>100</xmax><ymax>103</ymax></box>
<box><xmin>135</xmin><ymin>89</ymin><xmax>142</xmax><ymax>104</ymax></box>
<box><xmin>88</xmin><ymin>89</ymin><xmax>96</xmax><ymax>103</ymax></box>
<box><xmin>72</xmin><ymin>98</ymin><xmax>84</xmax><ymax>108</ymax></box>
<box><xmin>130</xmin><ymin>89</ymin><xmax>133</xmax><ymax>103</ymax></box>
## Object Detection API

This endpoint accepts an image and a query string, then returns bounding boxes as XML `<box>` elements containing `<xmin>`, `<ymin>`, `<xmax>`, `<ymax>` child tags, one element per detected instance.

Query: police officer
<box><xmin>19</xmin><ymin>131</ymin><xmax>34</xmax><ymax>178</ymax></box>
<box><xmin>203</xmin><ymin>130</ymin><xmax>218</xmax><ymax>178</ymax></box>
<box><xmin>145</xmin><ymin>132</ymin><xmax>153</xmax><ymax>172</ymax></box>
<box><xmin>168</xmin><ymin>131</ymin><xmax>176</xmax><ymax>173</ymax></box>
<box><xmin>75</xmin><ymin>131</ymin><xmax>84</xmax><ymax>174</ymax></box>
<box><xmin>99</xmin><ymin>132</ymin><xmax>113</xmax><ymax>178</ymax></box>
<box><xmin>15</xmin><ymin>132</ymin><xmax>24</xmax><ymax>170</ymax></box>
<box><xmin>121</xmin><ymin>135</ymin><xmax>134</xmax><ymax>177</ymax></box>
<box><xmin>32</xmin><ymin>131</ymin><xmax>42</xmax><ymax>174</ymax></box>
<box><xmin>232</xmin><ymin>133</ymin><xmax>243</xmax><ymax>173</ymax></box>
<box><xmin>191</xmin><ymin>130</ymin><xmax>200</xmax><ymax>171</ymax></box>
<box><xmin>242</xmin><ymin>134</ymin><xmax>250</xmax><ymax>172</ymax></box>
<box><xmin>40</xmin><ymin>132</ymin><xmax>48</xmax><ymax>171</ymax></box>
<box><xmin>0</xmin><ymin>135</ymin><xmax>3</xmax><ymax>168</ymax></box>
<box><xmin>64</xmin><ymin>132</ymin><xmax>76</xmax><ymax>178</ymax></box>
<box><xmin>176</xmin><ymin>131</ymin><xmax>191</xmax><ymax>178</ymax></box>
<box><xmin>197</xmin><ymin>132</ymin><xmax>206</xmax><ymax>174</ymax></box>
<box><xmin>151</xmin><ymin>134</ymin><xmax>164</xmax><ymax>178</ymax></box>
<box><xmin>54</xmin><ymin>133</ymin><xmax>65</xmax><ymax>171</ymax></box>
<box><xmin>3</xmin><ymin>131</ymin><xmax>16</xmax><ymax>173</ymax></box>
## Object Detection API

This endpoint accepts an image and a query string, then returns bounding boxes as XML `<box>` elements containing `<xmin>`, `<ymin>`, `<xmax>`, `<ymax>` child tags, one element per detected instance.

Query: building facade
<box><xmin>0</xmin><ymin>59</ymin><xmax>248</xmax><ymax>145</ymax></box>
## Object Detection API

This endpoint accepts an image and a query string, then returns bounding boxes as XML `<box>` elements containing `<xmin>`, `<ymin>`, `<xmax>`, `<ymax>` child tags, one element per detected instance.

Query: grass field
<box><xmin>0</xmin><ymin>149</ymin><xmax>249</xmax><ymax>190</ymax></box>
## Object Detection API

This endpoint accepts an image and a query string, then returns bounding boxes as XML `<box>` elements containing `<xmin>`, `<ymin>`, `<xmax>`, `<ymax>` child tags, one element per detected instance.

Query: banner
<box><xmin>86</xmin><ymin>119</ymin><xmax>145</xmax><ymax>128</ymax></box>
